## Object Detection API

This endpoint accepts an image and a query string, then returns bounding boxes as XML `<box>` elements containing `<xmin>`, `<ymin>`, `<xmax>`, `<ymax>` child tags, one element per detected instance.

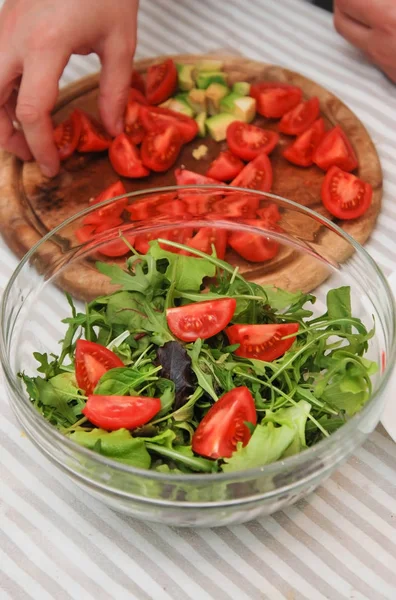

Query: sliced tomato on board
<box><xmin>54</xmin><ymin>109</ymin><xmax>82</xmax><ymax>160</ymax></box>
<box><xmin>131</xmin><ymin>69</ymin><xmax>146</xmax><ymax>95</ymax></box>
<box><xmin>251</xmin><ymin>82</ymin><xmax>302</xmax><ymax>119</ymax></box>
<box><xmin>98</xmin><ymin>233</ymin><xmax>136</xmax><ymax>257</ymax></box>
<box><xmin>175</xmin><ymin>168</ymin><xmax>220</xmax><ymax>186</ymax></box>
<box><xmin>141</xmin><ymin>125</ymin><xmax>183</xmax><ymax>172</ymax></box>
<box><xmin>226</xmin><ymin>323</ymin><xmax>299</xmax><ymax>362</ymax></box>
<box><xmin>211</xmin><ymin>194</ymin><xmax>259</xmax><ymax>218</ymax></box>
<box><xmin>256</xmin><ymin>203</ymin><xmax>281</xmax><ymax>224</ymax></box>
<box><xmin>134</xmin><ymin>226</ymin><xmax>193</xmax><ymax>255</ymax></box>
<box><xmin>206</xmin><ymin>151</ymin><xmax>244</xmax><ymax>182</ymax></box>
<box><xmin>282</xmin><ymin>118</ymin><xmax>326</xmax><ymax>167</ymax></box>
<box><xmin>155</xmin><ymin>199</ymin><xmax>189</xmax><ymax>218</ymax></box>
<box><xmin>82</xmin><ymin>395</ymin><xmax>161</xmax><ymax>431</ymax></box>
<box><xmin>127</xmin><ymin>88</ymin><xmax>148</xmax><ymax>106</ymax></box>
<box><xmin>109</xmin><ymin>134</ymin><xmax>150</xmax><ymax>178</ymax></box>
<box><xmin>140</xmin><ymin>105</ymin><xmax>198</xmax><ymax>143</ymax></box>
<box><xmin>313</xmin><ymin>125</ymin><xmax>358</xmax><ymax>172</ymax></box>
<box><xmin>231</xmin><ymin>152</ymin><xmax>273</xmax><ymax>193</ymax></box>
<box><xmin>183</xmin><ymin>227</ymin><xmax>227</xmax><ymax>260</ymax></box>
<box><xmin>167</xmin><ymin>298</ymin><xmax>237</xmax><ymax>342</ymax></box>
<box><xmin>146</xmin><ymin>58</ymin><xmax>177</xmax><ymax>105</ymax></box>
<box><xmin>179</xmin><ymin>193</ymin><xmax>213</xmax><ymax>216</ymax></box>
<box><xmin>125</xmin><ymin>192</ymin><xmax>177</xmax><ymax>221</ymax></box>
<box><xmin>192</xmin><ymin>387</ymin><xmax>257</xmax><ymax>459</ymax></box>
<box><xmin>228</xmin><ymin>219</ymin><xmax>279</xmax><ymax>262</ymax></box>
<box><xmin>75</xmin><ymin>340</ymin><xmax>124</xmax><ymax>395</ymax></box>
<box><xmin>226</xmin><ymin>121</ymin><xmax>279</xmax><ymax>161</ymax></box>
<box><xmin>124</xmin><ymin>91</ymin><xmax>147</xmax><ymax>145</ymax></box>
<box><xmin>75</xmin><ymin>224</ymin><xmax>96</xmax><ymax>243</ymax></box>
<box><xmin>278</xmin><ymin>97</ymin><xmax>320</xmax><ymax>136</ymax></box>
<box><xmin>83</xmin><ymin>181</ymin><xmax>128</xmax><ymax>226</ymax></box>
<box><xmin>75</xmin><ymin>110</ymin><xmax>112</xmax><ymax>152</ymax></box>
<box><xmin>321</xmin><ymin>166</ymin><xmax>372</xmax><ymax>220</ymax></box>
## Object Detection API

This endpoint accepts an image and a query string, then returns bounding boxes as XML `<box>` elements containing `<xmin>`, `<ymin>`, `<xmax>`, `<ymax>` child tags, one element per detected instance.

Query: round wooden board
<box><xmin>0</xmin><ymin>54</ymin><xmax>383</xmax><ymax>300</ymax></box>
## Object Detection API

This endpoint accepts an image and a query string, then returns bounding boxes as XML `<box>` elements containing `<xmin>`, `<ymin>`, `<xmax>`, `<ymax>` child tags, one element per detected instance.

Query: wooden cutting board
<box><xmin>0</xmin><ymin>54</ymin><xmax>382</xmax><ymax>300</ymax></box>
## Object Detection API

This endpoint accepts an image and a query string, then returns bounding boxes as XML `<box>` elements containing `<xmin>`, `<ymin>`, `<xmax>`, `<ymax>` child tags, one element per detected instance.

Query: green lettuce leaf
<box><xmin>264</xmin><ymin>400</ymin><xmax>311</xmax><ymax>457</ymax></box>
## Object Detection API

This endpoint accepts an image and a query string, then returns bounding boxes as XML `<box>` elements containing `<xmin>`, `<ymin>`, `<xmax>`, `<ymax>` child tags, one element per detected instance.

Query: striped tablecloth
<box><xmin>1</xmin><ymin>1</ymin><xmax>396</xmax><ymax>599</ymax></box>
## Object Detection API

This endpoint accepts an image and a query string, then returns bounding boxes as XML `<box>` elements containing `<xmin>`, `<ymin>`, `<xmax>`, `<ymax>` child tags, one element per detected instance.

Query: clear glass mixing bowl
<box><xmin>1</xmin><ymin>186</ymin><xmax>395</xmax><ymax>527</ymax></box>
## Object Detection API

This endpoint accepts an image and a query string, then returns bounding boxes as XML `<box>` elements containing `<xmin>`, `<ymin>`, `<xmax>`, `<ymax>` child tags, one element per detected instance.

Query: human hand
<box><xmin>0</xmin><ymin>0</ymin><xmax>138</xmax><ymax>176</ymax></box>
<box><xmin>334</xmin><ymin>0</ymin><xmax>396</xmax><ymax>83</ymax></box>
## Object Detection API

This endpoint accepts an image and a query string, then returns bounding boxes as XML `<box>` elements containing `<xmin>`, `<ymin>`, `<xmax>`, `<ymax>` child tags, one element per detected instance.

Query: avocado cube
<box><xmin>176</xmin><ymin>63</ymin><xmax>195</xmax><ymax>91</ymax></box>
<box><xmin>232</xmin><ymin>81</ymin><xmax>251</xmax><ymax>96</ymax></box>
<box><xmin>195</xmin><ymin>112</ymin><xmax>207</xmax><ymax>137</ymax></box>
<box><xmin>220</xmin><ymin>93</ymin><xmax>256</xmax><ymax>123</ymax></box>
<box><xmin>160</xmin><ymin>97</ymin><xmax>194</xmax><ymax>117</ymax></box>
<box><xmin>206</xmin><ymin>113</ymin><xmax>240</xmax><ymax>142</ymax></box>
<box><xmin>196</xmin><ymin>70</ymin><xmax>228</xmax><ymax>90</ymax></box>
<box><xmin>187</xmin><ymin>89</ymin><xmax>207</xmax><ymax>114</ymax></box>
<box><xmin>205</xmin><ymin>83</ymin><xmax>230</xmax><ymax>116</ymax></box>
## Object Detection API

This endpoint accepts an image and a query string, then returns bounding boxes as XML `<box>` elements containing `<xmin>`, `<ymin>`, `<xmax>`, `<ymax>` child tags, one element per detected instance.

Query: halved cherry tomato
<box><xmin>125</xmin><ymin>192</ymin><xmax>177</xmax><ymax>221</ymax></box>
<box><xmin>282</xmin><ymin>118</ymin><xmax>326</xmax><ymax>167</ymax></box>
<box><xmin>75</xmin><ymin>110</ymin><xmax>112</xmax><ymax>152</ymax></box>
<box><xmin>226</xmin><ymin>323</ymin><xmax>299</xmax><ymax>362</ymax></box>
<box><xmin>212</xmin><ymin>194</ymin><xmax>259</xmax><ymax>218</ymax></box>
<box><xmin>83</xmin><ymin>181</ymin><xmax>128</xmax><ymax>226</ymax></box>
<box><xmin>183</xmin><ymin>227</ymin><xmax>227</xmax><ymax>260</ymax></box>
<box><xmin>82</xmin><ymin>395</ymin><xmax>161</xmax><ymax>431</ymax></box>
<box><xmin>231</xmin><ymin>153</ymin><xmax>273</xmax><ymax>192</ymax></box>
<box><xmin>313</xmin><ymin>126</ymin><xmax>358</xmax><ymax>172</ymax></box>
<box><xmin>141</xmin><ymin>125</ymin><xmax>182</xmax><ymax>172</ymax></box>
<box><xmin>109</xmin><ymin>134</ymin><xmax>150</xmax><ymax>178</ymax></box>
<box><xmin>251</xmin><ymin>82</ymin><xmax>302</xmax><ymax>119</ymax></box>
<box><xmin>140</xmin><ymin>106</ymin><xmax>198</xmax><ymax>143</ymax></box>
<box><xmin>279</xmin><ymin>97</ymin><xmax>320</xmax><ymax>136</ymax></box>
<box><xmin>124</xmin><ymin>90</ymin><xmax>148</xmax><ymax>145</ymax></box>
<box><xmin>75</xmin><ymin>340</ymin><xmax>124</xmax><ymax>395</ymax></box>
<box><xmin>131</xmin><ymin>69</ymin><xmax>146</xmax><ymax>95</ymax></box>
<box><xmin>192</xmin><ymin>387</ymin><xmax>257</xmax><ymax>459</ymax></box>
<box><xmin>228</xmin><ymin>219</ymin><xmax>279</xmax><ymax>262</ymax></box>
<box><xmin>206</xmin><ymin>151</ymin><xmax>244</xmax><ymax>182</ymax></box>
<box><xmin>54</xmin><ymin>109</ymin><xmax>82</xmax><ymax>160</ymax></box>
<box><xmin>167</xmin><ymin>298</ymin><xmax>236</xmax><ymax>342</ymax></box>
<box><xmin>227</xmin><ymin>121</ymin><xmax>279</xmax><ymax>161</ymax></box>
<box><xmin>321</xmin><ymin>166</ymin><xmax>372</xmax><ymax>220</ymax></box>
<box><xmin>175</xmin><ymin>168</ymin><xmax>220</xmax><ymax>186</ymax></box>
<box><xmin>146</xmin><ymin>58</ymin><xmax>177</xmax><ymax>105</ymax></box>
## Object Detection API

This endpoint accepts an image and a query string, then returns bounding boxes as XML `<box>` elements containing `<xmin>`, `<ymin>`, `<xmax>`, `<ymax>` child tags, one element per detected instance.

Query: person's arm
<box><xmin>334</xmin><ymin>0</ymin><xmax>396</xmax><ymax>83</ymax></box>
<box><xmin>0</xmin><ymin>0</ymin><xmax>139</xmax><ymax>176</ymax></box>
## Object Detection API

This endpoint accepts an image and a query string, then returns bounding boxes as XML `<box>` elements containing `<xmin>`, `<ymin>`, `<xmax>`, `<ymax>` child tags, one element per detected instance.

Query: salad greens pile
<box><xmin>20</xmin><ymin>239</ymin><xmax>377</xmax><ymax>474</ymax></box>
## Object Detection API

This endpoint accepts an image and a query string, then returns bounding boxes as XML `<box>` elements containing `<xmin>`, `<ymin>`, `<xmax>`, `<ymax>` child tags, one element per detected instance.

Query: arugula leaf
<box><xmin>69</xmin><ymin>428</ymin><xmax>151</xmax><ymax>468</ymax></box>
<box><xmin>96</xmin><ymin>262</ymin><xmax>149</xmax><ymax>292</ymax></box>
<box><xmin>188</xmin><ymin>339</ymin><xmax>218</xmax><ymax>401</ymax></box>
<box><xmin>106</xmin><ymin>291</ymin><xmax>146</xmax><ymax>330</ymax></box>
<box><xmin>149</xmin><ymin>241</ymin><xmax>216</xmax><ymax>291</ymax></box>
<box><xmin>146</xmin><ymin>442</ymin><xmax>217</xmax><ymax>473</ymax></box>
<box><xmin>262</xmin><ymin>286</ymin><xmax>309</xmax><ymax>312</ymax></box>
<box><xmin>326</xmin><ymin>286</ymin><xmax>352</xmax><ymax>333</ymax></box>
<box><xmin>33</xmin><ymin>352</ymin><xmax>61</xmax><ymax>378</ymax></box>
<box><xmin>94</xmin><ymin>366</ymin><xmax>161</xmax><ymax>396</ymax></box>
<box><xmin>222</xmin><ymin>422</ymin><xmax>295</xmax><ymax>472</ymax></box>
<box><xmin>143</xmin><ymin>301</ymin><xmax>174</xmax><ymax>345</ymax></box>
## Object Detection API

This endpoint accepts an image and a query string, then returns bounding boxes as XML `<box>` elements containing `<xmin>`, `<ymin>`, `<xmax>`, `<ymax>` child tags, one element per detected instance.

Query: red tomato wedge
<box><xmin>183</xmin><ymin>227</ymin><xmax>227</xmax><ymax>260</ymax></box>
<box><xmin>54</xmin><ymin>110</ymin><xmax>82</xmax><ymax>160</ymax></box>
<box><xmin>109</xmin><ymin>134</ymin><xmax>149</xmax><ymax>178</ymax></box>
<box><xmin>321</xmin><ymin>166</ymin><xmax>372</xmax><ymax>220</ymax></box>
<box><xmin>226</xmin><ymin>323</ymin><xmax>299</xmax><ymax>362</ymax></box>
<box><xmin>251</xmin><ymin>82</ymin><xmax>302</xmax><ymax>119</ymax></box>
<box><xmin>212</xmin><ymin>194</ymin><xmax>259</xmax><ymax>218</ymax></box>
<box><xmin>313</xmin><ymin>125</ymin><xmax>358</xmax><ymax>172</ymax></box>
<box><xmin>146</xmin><ymin>58</ymin><xmax>177</xmax><ymax>105</ymax></box>
<box><xmin>227</xmin><ymin>121</ymin><xmax>279</xmax><ymax>161</ymax></box>
<box><xmin>75</xmin><ymin>110</ymin><xmax>112</xmax><ymax>152</ymax></box>
<box><xmin>95</xmin><ymin>224</ymin><xmax>136</xmax><ymax>257</ymax></box>
<box><xmin>83</xmin><ymin>181</ymin><xmax>127</xmax><ymax>226</ymax></box>
<box><xmin>140</xmin><ymin>105</ymin><xmax>198</xmax><ymax>143</ymax></box>
<box><xmin>228</xmin><ymin>219</ymin><xmax>279</xmax><ymax>262</ymax></box>
<box><xmin>127</xmin><ymin>88</ymin><xmax>148</xmax><ymax>106</ymax></box>
<box><xmin>125</xmin><ymin>192</ymin><xmax>177</xmax><ymax>221</ymax></box>
<box><xmin>278</xmin><ymin>97</ymin><xmax>320</xmax><ymax>136</ymax></box>
<box><xmin>166</xmin><ymin>298</ymin><xmax>236</xmax><ymax>342</ymax></box>
<box><xmin>256</xmin><ymin>203</ymin><xmax>281</xmax><ymax>224</ymax></box>
<box><xmin>134</xmin><ymin>227</ymin><xmax>193</xmax><ymax>255</ymax></box>
<box><xmin>131</xmin><ymin>70</ymin><xmax>146</xmax><ymax>95</ymax></box>
<box><xmin>282</xmin><ymin>118</ymin><xmax>326</xmax><ymax>167</ymax></box>
<box><xmin>75</xmin><ymin>340</ymin><xmax>124</xmax><ymax>395</ymax></box>
<box><xmin>206</xmin><ymin>151</ymin><xmax>244</xmax><ymax>182</ymax></box>
<box><xmin>175</xmin><ymin>168</ymin><xmax>220</xmax><ymax>186</ymax></box>
<box><xmin>75</xmin><ymin>225</ymin><xmax>96</xmax><ymax>244</ymax></box>
<box><xmin>124</xmin><ymin>90</ymin><xmax>148</xmax><ymax>145</ymax></box>
<box><xmin>155</xmin><ymin>199</ymin><xmax>189</xmax><ymax>218</ymax></box>
<box><xmin>192</xmin><ymin>387</ymin><xmax>257</xmax><ymax>459</ymax></box>
<box><xmin>141</xmin><ymin>125</ymin><xmax>182</xmax><ymax>172</ymax></box>
<box><xmin>82</xmin><ymin>395</ymin><xmax>161</xmax><ymax>431</ymax></box>
<box><xmin>231</xmin><ymin>153</ymin><xmax>273</xmax><ymax>192</ymax></box>
<box><xmin>179</xmin><ymin>193</ymin><xmax>213</xmax><ymax>216</ymax></box>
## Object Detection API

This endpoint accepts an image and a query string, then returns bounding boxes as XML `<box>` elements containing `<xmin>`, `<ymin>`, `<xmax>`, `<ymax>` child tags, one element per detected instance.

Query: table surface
<box><xmin>1</xmin><ymin>1</ymin><xmax>396</xmax><ymax>599</ymax></box>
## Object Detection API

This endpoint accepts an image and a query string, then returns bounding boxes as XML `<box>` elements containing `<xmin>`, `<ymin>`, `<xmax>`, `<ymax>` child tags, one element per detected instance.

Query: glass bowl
<box><xmin>1</xmin><ymin>186</ymin><xmax>395</xmax><ymax>528</ymax></box>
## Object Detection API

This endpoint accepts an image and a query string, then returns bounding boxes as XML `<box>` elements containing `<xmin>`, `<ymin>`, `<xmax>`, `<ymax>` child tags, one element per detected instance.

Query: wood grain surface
<box><xmin>0</xmin><ymin>54</ymin><xmax>383</xmax><ymax>300</ymax></box>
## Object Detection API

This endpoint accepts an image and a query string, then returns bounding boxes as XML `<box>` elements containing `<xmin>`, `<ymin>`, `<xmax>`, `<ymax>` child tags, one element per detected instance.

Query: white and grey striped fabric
<box><xmin>1</xmin><ymin>1</ymin><xmax>396</xmax><ymax>599</ymax></box>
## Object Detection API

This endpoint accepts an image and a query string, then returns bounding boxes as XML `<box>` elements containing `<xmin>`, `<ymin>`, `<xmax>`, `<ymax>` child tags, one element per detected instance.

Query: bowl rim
<box><xmin>1</xmin><ymin>185</ymin><xmax>395</xmax><ymax>485</ymax></box>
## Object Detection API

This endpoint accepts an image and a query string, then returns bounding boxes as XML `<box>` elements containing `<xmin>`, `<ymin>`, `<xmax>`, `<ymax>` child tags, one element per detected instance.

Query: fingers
<box><xmin>98</xmin><ymin>35</ymin><xmax>136</xmax><ymax>137</ymax></box>
<box><xmin>0</xmin><ymin>105</ymin><xmax>32</xmax><ymax>160</ymax></box>
<box><xmin>334</xmin><ymin>5</ymin><xmax>370</xmax><ymax>52</ymax></box>
<box><xmin>16</xmin><ymin>52</ymin><xmax>68</xmax><ymax>177</ymax></box>
<box><xmin>335</xmin><ymin>0</ymin><xmax>396</xmax><ymax>30</ymax></box>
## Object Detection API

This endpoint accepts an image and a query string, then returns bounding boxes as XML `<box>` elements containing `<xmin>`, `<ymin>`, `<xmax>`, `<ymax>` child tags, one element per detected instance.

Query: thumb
<box><xmin>98</xmin><ymin>35</ymin><xmax>136</xmax><ymax>137</ymax></box>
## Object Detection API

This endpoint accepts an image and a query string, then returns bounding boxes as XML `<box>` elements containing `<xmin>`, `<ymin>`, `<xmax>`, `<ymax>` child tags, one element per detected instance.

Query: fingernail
<box><xmin>39</xmin><ymin>163</ymin><xmax>57</xmax><ymax>178</ymax></box>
